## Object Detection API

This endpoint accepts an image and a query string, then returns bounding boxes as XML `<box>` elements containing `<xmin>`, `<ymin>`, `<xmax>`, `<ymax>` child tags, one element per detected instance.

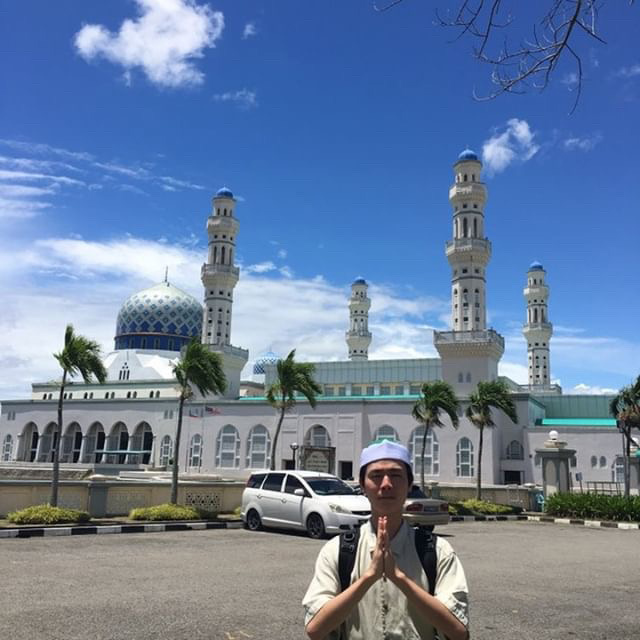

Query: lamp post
<box><xmin>290</xmin><ymin>442</ymin><xmax>299</xmax><ymax>470</ymax></box>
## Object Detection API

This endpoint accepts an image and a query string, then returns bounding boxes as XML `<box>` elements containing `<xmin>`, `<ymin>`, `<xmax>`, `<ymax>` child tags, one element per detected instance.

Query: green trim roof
<box><xmin>536</xmin><ymin>418</ymin><xmax>616</xmax><ymax>427</ymax></box>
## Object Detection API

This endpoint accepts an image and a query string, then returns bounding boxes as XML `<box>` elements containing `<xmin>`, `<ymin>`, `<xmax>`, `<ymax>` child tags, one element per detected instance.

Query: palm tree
<box><xmin>609</xmin><ymin>375</ymin><xmax>640</xmax><ymax>497</ymax></box>
<box><xmin>171</xmin><ymin>339</ymin><xmax>227</xmax><ymax>504</ymax></box>
<box><xmin>51</xmin><ymin>324</ymin><xmax>107</xmax><ymax>506</ymax></box>
<box><xmin>266</xmin><ymin>349</ymin><xmax>322</xmax><ymax>471</ymax></box>
<box><xmin>411</xmin><ymin>381</ymin><xmax>459</xmax><ymax>492</ymax></box>
<box><xmin>466</xmin><ymin>380</ymin><xmax>518</xmax><ymax>500</ymax></box>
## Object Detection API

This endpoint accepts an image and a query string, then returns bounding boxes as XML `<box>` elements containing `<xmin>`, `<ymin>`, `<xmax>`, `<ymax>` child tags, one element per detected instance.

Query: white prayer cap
<box><xmin>359</xmin><ymin>439</ymin><xmax>411</xmax><ymax>471</ymax></box>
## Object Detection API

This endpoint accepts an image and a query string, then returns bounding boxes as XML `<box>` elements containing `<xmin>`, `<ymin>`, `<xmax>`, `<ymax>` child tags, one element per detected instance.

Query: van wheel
<box><xmin>306</xmin><ymin>513</ymin><xmax>325</xmax><ymax>539</ymax></box>
<box><xmin>246</xmin><ymin>509</ymin><xmax>262</xmax><ymax>531</ymax></box>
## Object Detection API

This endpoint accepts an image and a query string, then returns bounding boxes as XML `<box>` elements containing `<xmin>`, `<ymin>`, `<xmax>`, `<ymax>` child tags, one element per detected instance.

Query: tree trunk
<box><xmin>50</xmin><ymin>370</ymin><xmax>67</xmax><ymax>507</ymax></box>
<box><xmin>170</xmin><ymin>394</ymin><xmax>185</xmax><ymax>505</ymax></box>
<box><xmin>476</xmin><ymin>425</ymin><xmax>484</xmax><ymax>501</ymax></box>
<box><xmin>624</xmin><ymin>425</ymin><xmax>631</xmax><ymax>498</ymax></box>
<box><xmin>420</xmin><ymin>423</ymin><xmax>430</xmax><ymax>493</ymax></box>
<box><xmin>270</xmin><ymin>402</ymin><xmax>286</xmax><ymax>471</ymax></box>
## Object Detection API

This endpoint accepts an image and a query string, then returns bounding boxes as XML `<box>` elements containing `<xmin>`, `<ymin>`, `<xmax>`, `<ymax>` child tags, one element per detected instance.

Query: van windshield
<box><xmin>306</xmin><ymin>478</ymin><xmax>355</xmax><ymax>496</ymax></box>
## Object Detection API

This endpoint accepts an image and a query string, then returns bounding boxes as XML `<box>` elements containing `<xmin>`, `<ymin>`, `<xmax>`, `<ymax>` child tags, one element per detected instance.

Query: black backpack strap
<box><xmin>338</xmin><ymin>528</ymin><xmax>360</xmax><ymax>592</ymax></box>
<box><xmin>413</xmin><ymin>527</ymin><xmax>438</xmax><ymax>596</ymax></box>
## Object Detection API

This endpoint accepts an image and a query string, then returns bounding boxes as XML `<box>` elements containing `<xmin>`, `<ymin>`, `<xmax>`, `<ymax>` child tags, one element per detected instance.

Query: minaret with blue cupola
<box><xmin>434</xmin><ymin>149</ymin><xmax>504</xmax><ymax>391</ymax></box>
<box><xmin>201</xmin><ymin>187</ymin><xmax>248</xmax><ymax>398</ymax></box>
<box><xmin>523</xmin><ymin>261</ymin><xmax>553</xmax><ymax>387</ymax></box>
<box><xmin>346</xmin><ymin>278</ymin><xmax>372</xmax><ymax>360</ymax></box>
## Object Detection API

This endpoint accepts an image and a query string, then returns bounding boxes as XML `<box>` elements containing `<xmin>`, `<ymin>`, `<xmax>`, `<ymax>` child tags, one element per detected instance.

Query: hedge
<box><xmin>545</xmin><ymin>492</ymin><xmax>640</xmax><ymax>522</ymax></box>
<box><xmin>449</xmin><ymin>499</ymin><xmax>517</xmax><ymax>515</ymax></box>
<box><xmin>8</xmin><ymin>504</ymin><xmax>91</xmax><ymax>525</ymax></box>
<box><xmin>128</xmin><ymin>503</ymin><xmax>215</xmax><ymax>521</ymax></box>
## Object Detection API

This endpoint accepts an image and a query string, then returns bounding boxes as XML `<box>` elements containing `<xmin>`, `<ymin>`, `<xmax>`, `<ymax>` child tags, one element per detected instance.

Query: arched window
<box><xmin>458</xmin><ymin>372</ymin><xmax>463</xmax><ymax>383</ymax></box>
<box><xmin>246</xmin><ymin>425</ymin><xmax>271</xmax><ymax>469</ymax></box>
<box><xmin>374</xmin><ymin>425</ymin><xmax>399</xmax><ymax>442</ymax></box>
<box><xmin>590</xmin><ymin>455</ymin><xmax>597</xmax><ymax>467</ymax></box>
<box><xmin>61</xmin><ymin>423</ymin><xmax>83</xmax><ymax>463</ymax></box>
<box><xmin>159</xmin><ymin>435</ymin><xmax>173</xmax><ymax>467</ymax></box>
<box><xmin>465</xmin><ymin>372</ymin><xmax>472</xmax><ymax>383</ymax></box>
<box><xmin>305</xmin><ymin>425</ymin><xmax>330</xmax><ymax>448</ymax></box>
<box><xmin>216</xmin><ymin>425</ymin><xmax>240</xmax><ymax>468</ymax></box>
<box><xmin>229</xmin><ymin>248</ymin><xmax>233</xmax><ymax>265</ymax></box>
<box><xmin>221</xmin><ymin>246</ymin><xmax>226</xmax><ymax>264</ymax></box>
<box><xmin>189</xmin><ymin>434</ymin><xmax>203</xmax><ymax>469</ymax></box>
<box><xmin>533</xmin><ymin>308</ymin><xmax>538</xmax><ymax>323</ymax></box>
<box><xmin>409</xmin><ymin>427</ymin><xmax>439</xmax><ymax>476</ymax></box>
<box><xmin>473</xmin><ymin>217</ymin><xmax>477</xmax><ymax>237</ymax></box>
<box><xmin>599</xmin><ymin>456</ymin><xmax>607</xmax><ymax>468</ymax></box>
<box><xmin>213</xmin><ymin>246</ymin><xmax>218</xmax><ymax>263</ymax></box>
<box><xmin>506</xmin><ymin>440</ymin><xmax>524</xmax><ymax>460</ymax></box>
<box><xmin>454</xmin><ymin>218</ymin><xmax>458</xmax><ymax>237</ymax></box>
<box><xmin>456</xmin><ymin>438</ymin><xmax>474</xmax><ymax>477</ymax></box>
<box><xmin>463</xmin><ymin>217</ymin><xmax>468</xmax><ymax>237</ymax></box>
<box><xmin>83</xmin><ymin>422</ymin><xmax>105</xmax><ymax>463</ymax></box>
<box><xmin>2</xmin><ymin>434</ymin><xmax>13</xmax><ymax>462</ymax></box>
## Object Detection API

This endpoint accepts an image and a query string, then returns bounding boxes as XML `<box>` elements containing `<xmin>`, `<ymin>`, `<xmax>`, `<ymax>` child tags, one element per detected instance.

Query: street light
<box><xmin>290</xmin><ymin>442</ymin><xmax>299</xmax><ymax>470</ymax></box>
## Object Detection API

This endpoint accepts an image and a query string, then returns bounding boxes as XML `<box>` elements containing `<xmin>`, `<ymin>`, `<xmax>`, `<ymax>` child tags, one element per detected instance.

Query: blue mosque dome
<box><xmin>215</xmin><ymin>187</ymin><xmax>234</xmax><ymax>199</ymax></box>
<box><xmin>353</xmin><ymin>277</ymin><xmax>367</xmax><ymax>285</ymax></box>
<box><xmin>529</xmin><ymin>261</ymin><xmax>544</xmax><ymax>271</ymax></box>
<box><xmin>114</xmin><ymin>282</ymin><xmax>203</xmax><ymax>352</ymax></box>
<box><xmin>457</xmin><ymin>148</ymin><xmax>478</xmax><ymax>162</ymax></box>
<box><xmin>253</xmin><ymin>351</ymin><xmax>281</xmax><ymax>375</ymax></box>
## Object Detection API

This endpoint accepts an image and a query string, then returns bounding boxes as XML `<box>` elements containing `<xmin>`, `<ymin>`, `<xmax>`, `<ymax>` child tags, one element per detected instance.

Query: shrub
<box><xmin>128</xmin><ymin>503</ymin><xmax>216</xmax><ymax>521</ymax></box>
<box><xmin>459</xmin><ymin>499</ymin><xmax>514</xmax><ymax>515</ymax></box>
<box><xmin>545</xmin><ymin>492</ymin><xmax>640</xmax><ymax>522</ymax></box>
<box><xmin>8</xmin><ymin>504</ymin><xmax>91</xmax><ymax>525</ymax></box>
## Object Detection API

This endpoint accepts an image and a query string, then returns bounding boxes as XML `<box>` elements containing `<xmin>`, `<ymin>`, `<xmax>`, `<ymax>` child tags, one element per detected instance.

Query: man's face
<box><xmin>362</xmin><ymin>459</ymin><xmax>409</xmax><ymax>516</ymax></box>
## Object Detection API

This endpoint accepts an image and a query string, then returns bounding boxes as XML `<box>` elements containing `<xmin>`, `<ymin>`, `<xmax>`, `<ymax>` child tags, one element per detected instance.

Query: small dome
<box><xmin>215</xmin><ymin>187</ymin><xmax>234</xmax><ymax>199</ymax></box>
<box><xmin>253</xmin><ymin>351</ymin><xmax>281</xmax><ymax>375</ymax></box>
<box><xmin>352</xmin><ymin>277</ymin><xmax>367</xmax><ymax>286</ymax></box>
<box><xmin>529</xmin><ymin>261</ymin><xmax>544</xmax><ymax>271</ymax></box>
<box><xmin>115</xmin><ymin>282</ymin><xmax>202</xmax><ymax>352</ymax></box>
<box><xmin>457</xmin><ymin>148</ymin><xmax>479</xmax><ymax>162</ymax></box>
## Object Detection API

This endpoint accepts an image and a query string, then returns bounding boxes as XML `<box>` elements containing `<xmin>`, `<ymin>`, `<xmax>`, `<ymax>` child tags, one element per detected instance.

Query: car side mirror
<box><xmin>294</xmin><ymin>488</ymin><xmax>305</xmax><ymax>497</ymax></box>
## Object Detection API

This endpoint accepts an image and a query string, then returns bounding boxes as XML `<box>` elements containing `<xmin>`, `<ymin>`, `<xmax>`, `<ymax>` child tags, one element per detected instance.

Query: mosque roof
<box><xmin>215</xmin><ymin>187</ymin><xmax>234</xmax><ymax>198</ymax></box>
<box><xmin>529</xmin><ymin>260</ymin><xmax>544</xmax><ymax>271</ymax></box>
<box><xmin>456</xmin><ymin>148</ymin><xmax>479</xmax><ymax>162</ymax></box>
<box><xmin>115</xmin><ymin>282</ymin><xmax>202</xmax><ymax>347</ymax></box>
<box><xmin>253</xmin><ymin>350</ymin><xmax>281</xmax><ymax>375</ymax></box>
<box><xmin>353</xmin><ymin>277</ymin><xmax>367</xmax><ymax>285</ymax></box>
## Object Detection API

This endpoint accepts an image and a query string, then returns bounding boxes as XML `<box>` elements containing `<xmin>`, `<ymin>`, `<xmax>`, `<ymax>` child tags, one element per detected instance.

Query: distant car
<box><xmin>403</xmin><ymin>485</ymin><xmax>449</xmax><ymax>531</ymax></box>
<box><xmin>242</xmin><ymin>470</ymin><xmax>372</xmax><ymax>538</ymax></box>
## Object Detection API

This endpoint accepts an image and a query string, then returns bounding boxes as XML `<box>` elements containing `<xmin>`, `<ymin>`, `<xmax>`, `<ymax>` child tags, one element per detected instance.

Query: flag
<box><xmin>205</xmin><ymin>406</ymin><xmax>221</xmax><ymax>415</ymax></box>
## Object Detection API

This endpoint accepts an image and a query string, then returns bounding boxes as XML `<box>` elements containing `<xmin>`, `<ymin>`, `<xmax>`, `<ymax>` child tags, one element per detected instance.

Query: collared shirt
<box><xmin>302</xmin><ymin>521</ymin><xmax>469</xmax><ymax>639</ymax></box>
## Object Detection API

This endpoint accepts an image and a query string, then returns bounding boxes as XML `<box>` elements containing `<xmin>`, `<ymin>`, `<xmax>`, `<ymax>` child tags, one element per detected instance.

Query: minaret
<box><xmin>434</xmin><ymin>149</ymin><xmax>504</xmax><ymax>390</ymax></box>
<box><xmin>447</xmin><ymin>149</ymin><xmax>489</xmax><ymax>331</ymax></box>
<box><xmin>346</xmin><ymin>278</ymin><xmax>372</xmax><ymax>360</ymax></box>
<box><xmin>201</xmin><ymin>187</ymin><xmax>248</xmax><ymax>398</ymax></box>
<box><xmin>523</xmin><ymin>261</ymin><xmax>553</xmax><ymax>387</ymax></box>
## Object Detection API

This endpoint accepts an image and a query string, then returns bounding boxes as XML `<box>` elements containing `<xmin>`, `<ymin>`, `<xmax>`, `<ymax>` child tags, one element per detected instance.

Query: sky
<box><xmin>1</xmin><ymin>0</ymin><xmax>638</xmax><ymax>400</ymax></box>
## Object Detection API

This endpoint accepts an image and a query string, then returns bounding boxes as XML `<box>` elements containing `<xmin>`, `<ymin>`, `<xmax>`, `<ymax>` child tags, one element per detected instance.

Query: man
<box><xmin>303</xmin><ymin>440</ymin><xmax>469</xmax><ymax>640</ymax></box>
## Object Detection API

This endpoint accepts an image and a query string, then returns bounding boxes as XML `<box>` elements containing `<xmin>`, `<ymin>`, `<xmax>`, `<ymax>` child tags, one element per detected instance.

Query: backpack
<box><xmin>338</xmin><ymin>526</ymin><xmax>437</xmax><ymax>595</ymax></box>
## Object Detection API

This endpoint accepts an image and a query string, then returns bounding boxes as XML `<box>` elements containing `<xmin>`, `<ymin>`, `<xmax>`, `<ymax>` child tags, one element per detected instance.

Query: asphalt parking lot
<box><xmin>1</xmin><ymin>521</ymin><xmax>638</xmax><ymax>639</ymax></box>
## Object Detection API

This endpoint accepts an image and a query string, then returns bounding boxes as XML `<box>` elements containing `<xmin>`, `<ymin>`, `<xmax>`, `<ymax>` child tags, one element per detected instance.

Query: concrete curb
<box><xmin>450</xmin><ymin>514</ymin><xmax>528</xmax><ymax>523</ymax></box>
<box><xmin>0</xmin><ymin>520</ymin><xmax>244</xmax><ymax>539</ymax></box>
<box><xmin>525</xmin><ymin>514</ymin><xmax>640</xmax><ymax>530</ymax></box>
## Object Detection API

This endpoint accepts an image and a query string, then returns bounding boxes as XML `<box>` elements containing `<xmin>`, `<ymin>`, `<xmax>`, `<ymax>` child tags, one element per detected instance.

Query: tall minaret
<box><xmin>346</xmin><ymin>278</ymin><xmax>372</xmax><ymax>360</ymax></box>
<box><xmin>523</xmin><ymin>261</ymin><xmax>553</xmax><ymax>387</ymax></box>
<box><xmin>201</xmin><ymin>187</ymin><xmax>248</xmax><ymax>398</ymax></box>
<box><xmin>434</xmin><ymin>149</ymin><xmax>504</xmax><ymax>391</ymax></box>
<box><xmin>447</xmin><ymin>148</ymin><xmax>490</xmax><ymax>331</ymax></box>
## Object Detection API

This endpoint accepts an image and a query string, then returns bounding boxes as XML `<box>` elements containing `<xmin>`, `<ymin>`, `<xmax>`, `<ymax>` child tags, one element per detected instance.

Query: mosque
<box><xmin>0</xmin><ymin>151</ymin><xmax>629</xmax><ymax>491</ymax></box>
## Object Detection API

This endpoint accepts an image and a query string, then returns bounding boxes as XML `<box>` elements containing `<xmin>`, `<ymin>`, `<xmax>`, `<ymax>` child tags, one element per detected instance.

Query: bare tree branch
<box><xmin>373</xmin><ymin>0</ymin><xmax>636</xmax><ymax>113</ymax></box>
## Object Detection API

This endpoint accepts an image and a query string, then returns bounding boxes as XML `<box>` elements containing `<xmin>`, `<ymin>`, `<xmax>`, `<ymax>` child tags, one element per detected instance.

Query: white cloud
<box><xmin>561</xmin><ymin>72</ymin><xmax>579</xmax><ymax>90</ymax></box>
<box><xmin>563</xmin><ymin>133</ymin><xmax>603</xmax><ymax>152</ymax></box>
<box><xmin>498</xmin><ymin>361</ymin><xmax>529</xmax><ymax>385</ymax></box>
<box><xmin>277</xmin><ymin>248</ymin><xmax>287</xmax><ymax>259</ymax></box>
<box><xmin>0</xmin><ymin>169</ymin><xmax>85</xmax><ymax>187</ymax></box>
<box><xmin>213</xmin><ymin>89</ymin><xmax>258</xmax><ymax>110</ymax></box>
<box><xmin>74</xmin><ymin>0</ymin><xmax>224</xmax><ymax>88</ymax></box>
<box><xmin>482</xmin><ymin>118</ymin><xmax>539</xmax><ymax>174</ymax></box>
<box><xmin>615</xmin><ymin>64</ymin><xmax>640</xmax><ymax>79</ymax></box>
<box><xmin>160</xmin><ymin>176</ymin><xmax>205</xmax><ymax>190</ymax></box>
<box><xmin>568</xmin><ymin>383</ymin><xmax>617</xmax><ymax>395</ymax></box>
<box><xmin>242</xmin><ymin>22</ymin><xmax>257</xmax><ymax>39</ymax></box>
<box><xmin>0</xmin><ymin>139</ymin><xmax>94</xmax><ymax>162</ymax></box>
<box><xmin>244</xmin><ymin>261</ymin><xmax>277</xmax><ymax>274</ymax></box>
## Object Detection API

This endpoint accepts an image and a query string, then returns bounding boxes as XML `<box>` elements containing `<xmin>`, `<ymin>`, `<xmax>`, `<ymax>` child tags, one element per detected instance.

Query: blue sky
<box><xmin>1</xmin><ymin>0</ymin><xmax>638</xmax><ymax>399</ymax></box>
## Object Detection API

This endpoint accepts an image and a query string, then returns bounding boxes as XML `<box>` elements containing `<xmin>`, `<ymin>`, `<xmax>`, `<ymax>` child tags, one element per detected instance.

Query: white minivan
<box><xmin>241</xmin><ymin>470</ymin><xmax>372</xmax><ymax>538</ymax></box>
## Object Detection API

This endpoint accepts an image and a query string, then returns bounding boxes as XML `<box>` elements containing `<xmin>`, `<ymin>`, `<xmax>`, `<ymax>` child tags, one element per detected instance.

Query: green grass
<box><xmin>449</xmin><ymin>499</ymin><xmax>518</xmax><ymax>516</ymax></box>
<box><xmin>8</xmin><ymin>504</ymin><xmax>91</xmax><ymax>525</ymax></box>
<box><xmin>128</xmin><ymin>503</ymin><xmax>216</xmax><ymax>521</ymax></box>
<box><xmin>545</xmin><ymin>492</ymin><xmax>640</xmax><ymax>522</ymax></box>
